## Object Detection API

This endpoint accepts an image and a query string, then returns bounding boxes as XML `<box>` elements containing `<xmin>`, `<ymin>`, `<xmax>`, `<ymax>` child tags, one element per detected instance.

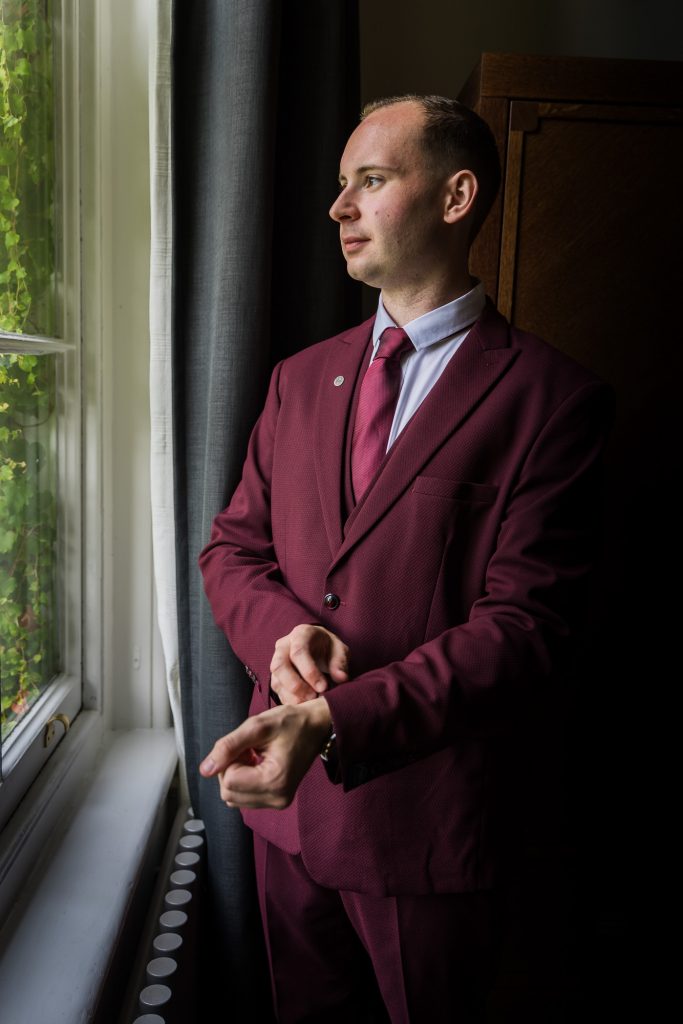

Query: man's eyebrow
<box><xmin>338</xmin><ymin>164</ymin><xmax>400</xmax><ymax>183</ymax></box>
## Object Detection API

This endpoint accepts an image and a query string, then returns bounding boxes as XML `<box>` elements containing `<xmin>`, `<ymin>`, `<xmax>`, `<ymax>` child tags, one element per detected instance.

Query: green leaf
<box><xmin>0</xmin><ymin>0</ymin><xmax>59</xmax><ymax>714</ymax></box>
<box><xmin>0</xmin><ymin>528</ymin><xmax>17</xmax><ymax>552</ymax></box>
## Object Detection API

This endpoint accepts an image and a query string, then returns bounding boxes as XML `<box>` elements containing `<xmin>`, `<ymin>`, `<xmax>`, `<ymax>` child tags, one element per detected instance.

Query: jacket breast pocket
<box><xmin>411</xmin><ymin>476</ymin><xmax>499</xmax><ymax>504</ymax></box>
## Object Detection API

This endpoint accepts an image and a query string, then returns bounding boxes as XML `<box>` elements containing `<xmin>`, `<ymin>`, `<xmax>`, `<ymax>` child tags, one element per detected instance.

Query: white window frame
<box><xmin>0</xmin><ymin>0</ymin><xmax>82</xmax><ymax>832</ymax></box>
<box><xmin>0</xmin><ymin>0</ymin><xmax>174</xmax><ymax>945</ymax></box>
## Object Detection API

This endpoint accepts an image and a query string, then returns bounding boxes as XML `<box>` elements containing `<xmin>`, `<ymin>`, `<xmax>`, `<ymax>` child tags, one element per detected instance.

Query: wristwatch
<box><xmin>319</xmin><ymin>727</ymin><xmax>339</xmax><ymax>782</ymax></box>
<box><xmin>320</xmin><ymin>728</ymin><xmax>336</xmax><ymax>762</ymax></box>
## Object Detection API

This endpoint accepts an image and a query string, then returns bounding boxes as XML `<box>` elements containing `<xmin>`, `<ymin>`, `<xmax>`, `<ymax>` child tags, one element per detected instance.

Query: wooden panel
<box><xmin>511</xmin><ymin>107</ymin><xmax>682</xmax><ymax>386</ymax></box>
<box><xmin>460</xmin><ymin>51</ymin><xmax>683</xmax><ymax>106</ymax></box>
<box><xmin>466</xmin><ymin>95</ymin><xmax>508</xmax><ymax>299</ymax></box>
<box><xmin>496</xmin><ymin>101</ymin><xmax>542</xmax><ymax>317</ymax></box>
<box><xmin>497</xmin><ymin>126</ymin><xmax>524</xmax><ymax>320</ymax></box>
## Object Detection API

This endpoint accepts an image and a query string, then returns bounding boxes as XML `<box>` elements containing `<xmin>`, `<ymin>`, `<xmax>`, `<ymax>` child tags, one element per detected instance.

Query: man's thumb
<box><xmin>199</xmin><ymin>730</ymin><xmax>243</xmax><ymax>776</ymax></box>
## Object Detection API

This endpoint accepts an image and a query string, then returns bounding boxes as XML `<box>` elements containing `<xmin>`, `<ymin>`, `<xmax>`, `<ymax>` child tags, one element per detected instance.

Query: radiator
<box><xmin>121</xmin><ymin>804</ymin><xmax>206</xmax><ymax>1024</ymax></box>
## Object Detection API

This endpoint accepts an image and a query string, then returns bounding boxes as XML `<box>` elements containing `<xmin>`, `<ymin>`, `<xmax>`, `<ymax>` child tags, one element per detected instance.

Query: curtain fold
<box><xmin>150</xmin><ymin>0</ymin><xmax>186</xmax><ymax>782</ymax></box>
<box><xmin>170</xmin><ymin>0</ymin><xmax>360</xmax><ymax>1008</ymax></box>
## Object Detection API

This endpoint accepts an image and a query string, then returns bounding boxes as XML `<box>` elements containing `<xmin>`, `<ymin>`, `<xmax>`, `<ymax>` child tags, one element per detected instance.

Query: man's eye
<box><xmin>364</xmin><ymin>175</ymin><xmax>382</xmax><ymax>187</ymax></box>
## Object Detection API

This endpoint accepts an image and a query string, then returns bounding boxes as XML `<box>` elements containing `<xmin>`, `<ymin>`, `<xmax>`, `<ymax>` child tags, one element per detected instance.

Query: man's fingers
<box><xmin>270</xmin><ymin>638</ymin><xmax>326</xmax><ymax>699</ymax></box>
<box><xmin>273</xmin><ymin>630</ymin><xmax>328</xmax><ymax>692</ymax></box>
<box><xmin>220</xmin><ymin>760</ymin><xmax>291</xmax><ymax>810</ymax></box>
<box><xmin>271</xmin><ymin>677</ymin><xmax>319</xmax><ymax>705</ymax></box>
<box><xmin>289</xmin><ymin>640</ymin><xmax>329</xmax><ymax>691</ymax></box>
<box><xmin>202</xmin><ymin>700</ymin><xmax>332</xmax><ymax>810</ymax></box>
<box><xmin>199</xmin><ymin>736</ymin><xmax>235</xmax><ymax>777</ymax></box>
<box><xmin>270</xmin><ymin>624</ymin><xmax>350</xmax><ymax>698</ymax></box>
<box><xmin>270</xmin><ymin>657</ymin><xmax>320</xmax><ymax>703</ymax></box>
<box><xmin>199</xmin><ymin>718</ymin><xmax>267</xmax><ymax>776</ymax></box>
<box><xmin>327</xmin><ymin>635</ymin><xmax>349</xmax><ymax>682</ymax></box>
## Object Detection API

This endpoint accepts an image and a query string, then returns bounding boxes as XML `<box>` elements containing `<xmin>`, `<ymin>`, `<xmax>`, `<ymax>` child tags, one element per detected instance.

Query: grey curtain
<box><xmin>172</xmin><ymin>0</ymin><xmax>360</xmax><ymax>1012</ymax></box>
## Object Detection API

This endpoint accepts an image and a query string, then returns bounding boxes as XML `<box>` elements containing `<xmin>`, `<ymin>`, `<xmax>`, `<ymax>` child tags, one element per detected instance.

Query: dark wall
<box><xmin>360</xmin><ymin>0</ymin><xmax>683</xmax><ymax>102</ymax></box>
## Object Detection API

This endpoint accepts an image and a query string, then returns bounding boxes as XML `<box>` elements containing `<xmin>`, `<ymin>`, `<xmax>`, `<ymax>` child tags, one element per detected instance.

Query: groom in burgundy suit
<box><xmin>199</xmin><ymin>96</ymin><xmax>612</xmax><ymax>1022</ymax></box>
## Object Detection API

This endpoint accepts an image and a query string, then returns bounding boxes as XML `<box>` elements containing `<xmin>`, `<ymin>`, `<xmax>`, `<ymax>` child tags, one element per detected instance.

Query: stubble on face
<box><xmin>334</xmin><ymin>102</ymin><xmax>451</xmax><ymax>303</ymax></box>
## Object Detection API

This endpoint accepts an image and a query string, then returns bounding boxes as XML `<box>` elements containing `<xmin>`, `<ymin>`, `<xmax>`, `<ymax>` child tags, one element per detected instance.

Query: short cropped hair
<box><xmin>361</xmin><ymin>95</ymin><xmax>501</xmax><ymax>241</ymax></box>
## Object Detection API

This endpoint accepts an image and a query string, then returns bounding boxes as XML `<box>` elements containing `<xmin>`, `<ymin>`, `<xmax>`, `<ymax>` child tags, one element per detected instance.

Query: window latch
<box><xmin>43</xmin><ymin>713</ymin><xmax>71</xmax><ymax>748</ymax></box>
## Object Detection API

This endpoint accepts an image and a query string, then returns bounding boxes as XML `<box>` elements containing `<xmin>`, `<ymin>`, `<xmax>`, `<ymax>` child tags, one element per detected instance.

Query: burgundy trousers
<box><xmin>253</xmin><ymin>833</ymin><xmax>503</xmax><ymax>1024</ymax></box>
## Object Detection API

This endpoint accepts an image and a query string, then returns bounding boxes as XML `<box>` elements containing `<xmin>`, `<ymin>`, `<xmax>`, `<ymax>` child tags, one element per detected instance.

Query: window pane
<box><xmin>0</xmin><ymin>0</ymin><xmax>58</xmax><ymax>338</ymax></box>
<box><xmin>0</xmin><ymin>351</ymin><xmax>59</xmax><ymax>743</ymax></box>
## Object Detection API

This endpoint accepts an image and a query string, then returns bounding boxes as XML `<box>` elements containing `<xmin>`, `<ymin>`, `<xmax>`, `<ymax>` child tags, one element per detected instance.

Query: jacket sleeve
<box><xmin>323</xmin><ymin>378</ymin><xmax>614</xmax><ymax>789</ymax></box>
<box><xmin>199</xmin><ymin>360</ymin><xmax>318</xmax><ymax>695</ymax></box>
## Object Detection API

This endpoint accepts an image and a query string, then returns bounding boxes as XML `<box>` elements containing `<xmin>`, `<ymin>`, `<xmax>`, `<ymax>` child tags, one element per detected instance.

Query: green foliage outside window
<box><xmin>1</xmin><ymin>0</ymin><xmax>58</xmax><ymax>743</ymax></box>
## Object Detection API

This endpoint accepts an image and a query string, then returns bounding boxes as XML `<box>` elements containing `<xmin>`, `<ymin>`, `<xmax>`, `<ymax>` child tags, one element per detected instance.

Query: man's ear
<box><xmin>443</xmin><ymin>169</ymin><xmax>478</xmax><ymax>225</ymax></box>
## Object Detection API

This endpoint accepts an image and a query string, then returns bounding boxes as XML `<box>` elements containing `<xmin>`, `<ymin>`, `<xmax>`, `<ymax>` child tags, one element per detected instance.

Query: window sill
<box><xmin>0</xmin><ymin>719</ymin><xmax>177</xmax><ymax>1024</ymax></box>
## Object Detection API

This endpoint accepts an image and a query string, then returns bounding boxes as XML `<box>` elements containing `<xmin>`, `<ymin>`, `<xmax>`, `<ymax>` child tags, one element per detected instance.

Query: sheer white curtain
<box><xmin>149</xmin><ymin>0</ymin><xmax>186</xmax><ymax>785</ymax></box>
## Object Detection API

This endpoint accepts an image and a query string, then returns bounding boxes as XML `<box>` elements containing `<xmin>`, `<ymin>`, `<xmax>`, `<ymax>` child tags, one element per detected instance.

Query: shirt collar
<box><xmin>373</xmin><ymin>280</ymin><xmax>486</xmax><ymax>352</ymax></box>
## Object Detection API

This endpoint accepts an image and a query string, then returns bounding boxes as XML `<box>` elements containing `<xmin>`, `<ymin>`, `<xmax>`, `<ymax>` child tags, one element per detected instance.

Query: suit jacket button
<box><xmin>323</xmin><ymin>593</ymin><xmax>340</xmax><ymax>610</ymax></box>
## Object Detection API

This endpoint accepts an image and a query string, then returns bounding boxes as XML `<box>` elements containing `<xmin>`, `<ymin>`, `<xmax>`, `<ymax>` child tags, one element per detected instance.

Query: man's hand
<box><xmin>269</xmin><ymin>624</ymin><xmax>349</xmax><ymax>705</ymax></box>
<box><xmin>199</xmin><ymin>698</ymin><xmax>333</xmax><ymax>809</ymax></box>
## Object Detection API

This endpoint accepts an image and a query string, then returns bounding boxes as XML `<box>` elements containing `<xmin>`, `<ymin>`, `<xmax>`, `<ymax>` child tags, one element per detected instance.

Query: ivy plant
<box><xmin>0</xmin><ymin>0</ymin><xmax>58</xmax><ymax>743</ymax></box>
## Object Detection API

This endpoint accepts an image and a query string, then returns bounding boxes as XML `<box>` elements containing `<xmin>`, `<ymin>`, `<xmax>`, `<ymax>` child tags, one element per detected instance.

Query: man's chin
<box><xmin>345</xmin><ymin>259</ymin><xmax>379</xmax><ymax>288</ymax></box>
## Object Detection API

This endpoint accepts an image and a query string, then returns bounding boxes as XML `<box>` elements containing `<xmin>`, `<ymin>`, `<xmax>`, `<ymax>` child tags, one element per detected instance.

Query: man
<box><xmin>199</xmin><ymin>96</ymin><xmax>612</xmax><ymax>1022</ymax></box>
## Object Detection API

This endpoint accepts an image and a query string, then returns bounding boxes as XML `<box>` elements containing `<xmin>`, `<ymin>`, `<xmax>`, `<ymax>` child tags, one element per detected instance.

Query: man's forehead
<box><xmin>365</xmin><ymin>98</ymin><xmax>425</xmax><ymax>125</ymax></box>
<box><xmin>339</xmin><ymin>105</ymin><xmax>425</xmax><ymax>176</ymax></box>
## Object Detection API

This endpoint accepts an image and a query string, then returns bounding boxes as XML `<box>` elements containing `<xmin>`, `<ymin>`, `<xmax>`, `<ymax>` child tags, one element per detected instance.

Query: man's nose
<box><xmin>329</xmin><ymin>188</ymin><xmax>356</xmax><ymax>222</ymax></box>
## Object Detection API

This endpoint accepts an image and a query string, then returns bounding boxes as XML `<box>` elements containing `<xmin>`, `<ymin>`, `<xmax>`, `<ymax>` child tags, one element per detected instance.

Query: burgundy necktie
<box><xmin>351</xmin><ymin>327</ymin><xmax>413</xmax><ymax>501</ymax></box>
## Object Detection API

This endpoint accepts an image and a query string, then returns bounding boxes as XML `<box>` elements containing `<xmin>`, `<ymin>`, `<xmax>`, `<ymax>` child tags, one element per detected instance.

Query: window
<box><xmin>0</xmin><ymin>0</ymin><xmax>80</xmax><ymax>829</ymax></box>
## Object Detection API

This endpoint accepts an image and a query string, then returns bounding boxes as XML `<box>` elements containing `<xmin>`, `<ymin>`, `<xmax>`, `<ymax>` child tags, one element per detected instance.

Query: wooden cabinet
<box><xmin>461</xmin><ymin>54</ymin><xmax>682</xmax><ymax>338</ymax></box>
<box><xmin>459</xmin><ymin>54</ymin><xmax>682</xmax><ymax>1017</ymax></box>
<box><xmin>460</xmin><ymin>54</ymin><xmax>681</xmax><ymax>487</ymax></box>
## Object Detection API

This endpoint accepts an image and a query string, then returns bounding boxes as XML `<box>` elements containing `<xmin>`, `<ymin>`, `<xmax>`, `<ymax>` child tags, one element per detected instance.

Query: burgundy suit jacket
<box><xmin>199</xmin><ymin>301</ymin><xmax>612</xmax><ymax>896</ymax></box>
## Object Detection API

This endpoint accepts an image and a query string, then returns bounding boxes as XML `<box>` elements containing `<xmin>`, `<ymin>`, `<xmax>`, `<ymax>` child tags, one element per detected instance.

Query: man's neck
<box><xmin>380</xmin><ymin>271</ymin><xmax>476</xmax><ymax>327</ymax></box>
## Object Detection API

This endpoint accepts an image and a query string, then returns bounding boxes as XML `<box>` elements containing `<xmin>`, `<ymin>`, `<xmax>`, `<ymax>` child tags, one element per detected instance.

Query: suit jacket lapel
<box><xmin>313</xmin><ymin>317</ymin><xmax>374</xmax><ymax>556</ymax></box>
<box><xmin>331</xmin><ymin>302</ymin><xmax>519</xmax><ymax>570</ymax></box>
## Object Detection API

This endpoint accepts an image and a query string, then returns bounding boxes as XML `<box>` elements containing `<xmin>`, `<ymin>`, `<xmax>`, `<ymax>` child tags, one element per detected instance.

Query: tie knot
<box><xmin>377</xmin><ymin>327</ymin><xmax>412</xmax><ymax>362</ymax></box>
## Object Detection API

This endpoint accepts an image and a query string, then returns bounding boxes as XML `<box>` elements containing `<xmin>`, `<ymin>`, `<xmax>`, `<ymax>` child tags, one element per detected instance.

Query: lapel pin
<box><xmin>333</xmin><ymin>375</ymin><xmax>345</xmax><ymax>387</ymax></box>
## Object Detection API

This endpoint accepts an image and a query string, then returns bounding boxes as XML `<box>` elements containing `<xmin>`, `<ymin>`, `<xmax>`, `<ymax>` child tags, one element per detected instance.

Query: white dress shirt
<box><xmin>372</xmin><ymin>280</ymin><xmax>486</xmax><ymax>450</ymax></box>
